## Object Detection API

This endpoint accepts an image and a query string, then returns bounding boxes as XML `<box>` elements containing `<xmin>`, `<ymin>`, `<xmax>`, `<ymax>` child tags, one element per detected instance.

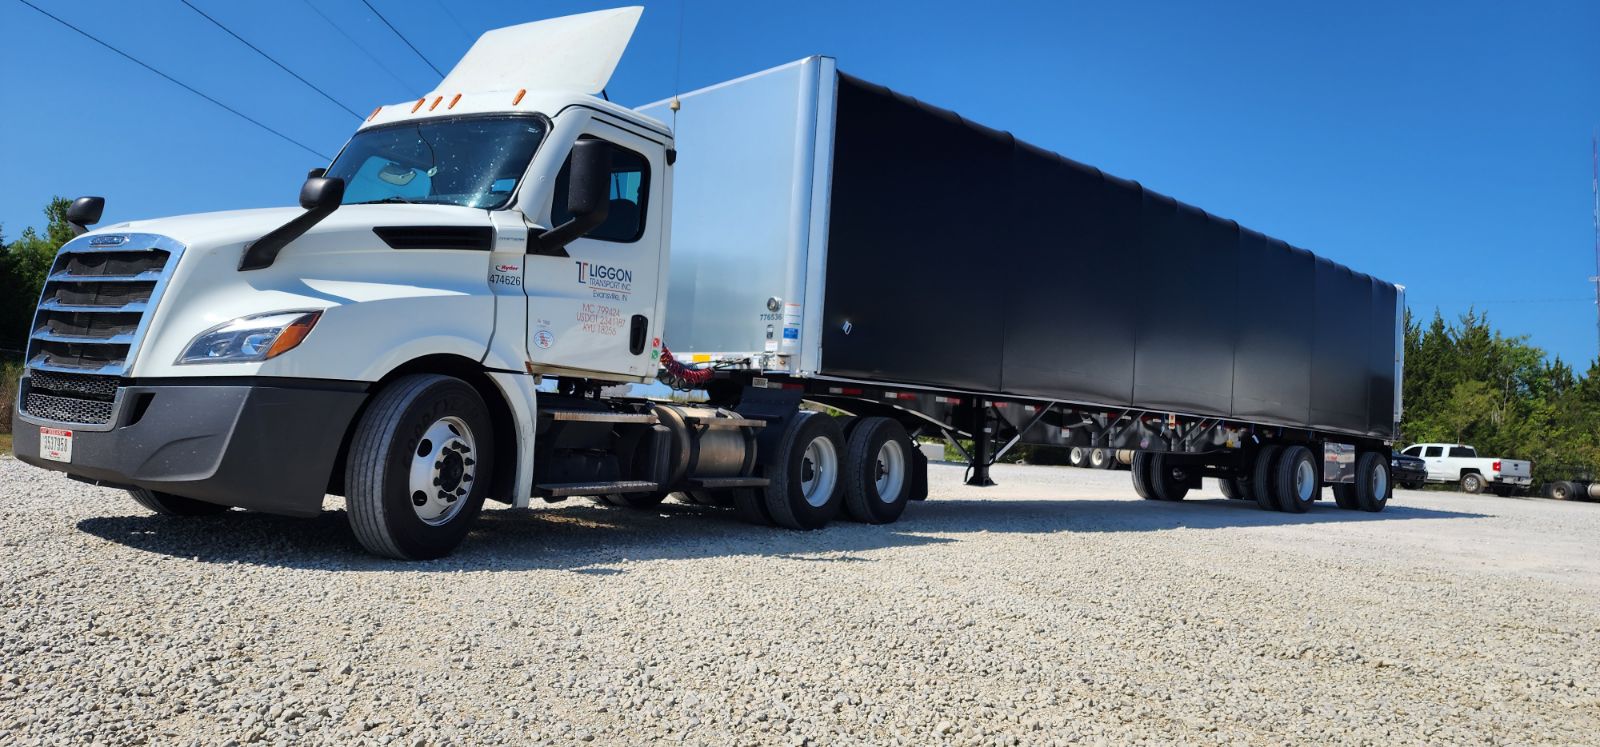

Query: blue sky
<box><xmin>3</xmin><ymin>0</ymin><xmax>1598</xmax><ymax>363</ymax></box>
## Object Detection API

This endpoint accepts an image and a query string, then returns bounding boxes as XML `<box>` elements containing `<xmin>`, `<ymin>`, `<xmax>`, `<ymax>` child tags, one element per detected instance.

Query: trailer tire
<box><xmin>344</xmin><ymin>374</ymin><xmax>494</xmax><ymax>560</ymax></box>
<box><xmin>762</xmin><ymin>412</ymin><xmax>845</xmax><ymax>530</ymax></box>
<box><xmin>1460</xmin><ymin>472</ymin><xmax>1485</xmax><ymax>494</ymax></box>
<box><xmin>1147</xmin><ymin>453</ymin><xmax>1189</xmax><ymax>501</ymax></box>
<box><xmin>1548</xmin><ymin>481</ymin><xmax>1575</xmax><ymax>501</ymax></box>
<box><xmin>1218</xmin><ymin>477</ymin><xmax>1247</xmax><ymax>500</ymax></box>
<box><xmin>1090</xmin><ymin>447</ymin><xmax>1116</xmax><ymax>470</ymax></box>
<box><xmin>1131</xmin><ymin>452</ymin><xmax>1158</xmax><ymax>500</ymax></box>
<box><xmin>1250</xmin><ymin>445</ymin><xmax>1283</xmax><ymax>511</ymax></box>
<box><xmin>1273</xmin><ymin>445</ymin><xmax>1319</xmax><ymax>513</ymax></box>
<box><xmin>843</xmin><ymin>417</ymin><xmax>913</xmax><ymax>524</ymax></box>
<box><xmin>127</xmin><ymin>487</ymin><xmax>229</xmax><ymax>516</ymax></box>
<box><xmin>1354</xmin><ymin>451</ymin><xmax>1390</xmax><ymax>512</ymax></box>
<box><xmin>1331</xmin><ymin>484</ymin><xmax>1360</xmax><ymax>510</ymax></box>
<box><xmin>1069</xmin><ymin>447</ymin><xmax>1090</xmax><ymax>468</ymax></box>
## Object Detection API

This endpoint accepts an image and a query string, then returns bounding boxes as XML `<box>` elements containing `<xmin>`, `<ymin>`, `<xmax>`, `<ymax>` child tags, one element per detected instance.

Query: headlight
<box><xmin>176</xmin><ymin>310</ymin><xmax>322</xmax><ymax>364</ymax></box>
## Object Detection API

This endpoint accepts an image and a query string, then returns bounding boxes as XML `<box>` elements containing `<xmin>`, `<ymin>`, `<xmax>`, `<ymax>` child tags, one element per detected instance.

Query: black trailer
<box><xmin>644</xmin><ymin>56</ymin><xmax>1403</xmax><ymax>515</ymax></box>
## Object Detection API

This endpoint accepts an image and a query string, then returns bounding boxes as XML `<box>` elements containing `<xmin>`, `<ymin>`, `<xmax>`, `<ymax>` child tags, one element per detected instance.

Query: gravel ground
<box><xmin>2</xmin><ymin>455</ymin><xmax>1598</xmax><ymax>746</ymax></box>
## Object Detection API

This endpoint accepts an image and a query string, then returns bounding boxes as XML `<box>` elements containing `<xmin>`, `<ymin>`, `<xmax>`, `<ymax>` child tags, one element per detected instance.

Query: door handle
<box><xmin>629</xmin><ymin>315</ymin><xmax>647</xmax><ymax>355</ymax></box>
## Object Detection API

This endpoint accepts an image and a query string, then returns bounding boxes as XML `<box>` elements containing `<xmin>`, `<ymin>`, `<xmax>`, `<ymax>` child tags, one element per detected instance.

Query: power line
<box><xmin>359</xmin><ymin>0</ymin><xmax>444</xmax><ymax>78</ymax></box>
<box><xmin>427</xmin><ymin>0</ymin><xmax>473</xmax><ymax>45</ymax></box>
<box><xmin>297</xmin><ymin>0</ymin><xmax>419</xmax><ymax>93</ymax></box>
<box><xmin>13</xmin><ymin>0</ymin><xmax>331</xmax><ymax>160</ymax></box>
<box><xmin>179</xmin><ymin>0</ymin><xmax>362</xmax><ymax>120</ymax></box>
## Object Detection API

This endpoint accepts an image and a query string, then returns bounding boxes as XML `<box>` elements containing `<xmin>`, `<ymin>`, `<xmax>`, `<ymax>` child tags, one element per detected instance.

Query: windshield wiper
<box><xmin>351</xmin><ymin>196</ymin><xmax>416</xmax><ymax>205</ymax></box>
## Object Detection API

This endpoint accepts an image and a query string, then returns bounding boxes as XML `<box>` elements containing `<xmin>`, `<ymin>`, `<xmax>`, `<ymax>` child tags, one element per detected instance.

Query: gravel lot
<box><xmin>2</xmin><ymin>454</ymin><xmax>1598</xmax><ymax>746</ymax></box>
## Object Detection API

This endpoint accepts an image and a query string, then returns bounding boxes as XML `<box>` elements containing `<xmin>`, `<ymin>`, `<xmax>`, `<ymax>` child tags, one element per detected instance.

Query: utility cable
<box><xmin>359</xmin><ymin>0</ymin><xmax>444</xmax><ymax>78</ymax></box>
<box><xmin>298</xmin><ymin>0</ymin><xmax>419</xmax><ymax>93</ymax></box>
<box><xmin>179</xmin><ymin>0</ymin><xmax>362</xmax><ymax>120</ymax></box>
<box><xmin>13</xmin><ymin>0</ymin><xmax>331</xmax><ymax>160</ymax></box>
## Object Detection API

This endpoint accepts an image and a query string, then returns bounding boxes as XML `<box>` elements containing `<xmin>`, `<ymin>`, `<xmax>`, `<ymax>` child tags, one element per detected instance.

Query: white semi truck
<box><xmin>13</xmin><ymin>8</ymin><xmax>1405</xmax><ymax>559</ymax></box>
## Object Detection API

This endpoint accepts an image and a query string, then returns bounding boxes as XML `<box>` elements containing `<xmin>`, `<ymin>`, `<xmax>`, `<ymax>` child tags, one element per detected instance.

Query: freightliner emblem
<box><xmin>87</xmin><ymin>235</ymin><xmax>128</xmax><ymax>246</ymax></box>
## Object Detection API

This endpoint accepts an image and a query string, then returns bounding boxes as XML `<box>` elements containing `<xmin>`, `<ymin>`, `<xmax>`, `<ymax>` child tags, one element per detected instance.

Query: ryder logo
<box><xmin>575</xmin><ymin>261</ymin><xmax>632</xmax><ymax>300</ymax></box>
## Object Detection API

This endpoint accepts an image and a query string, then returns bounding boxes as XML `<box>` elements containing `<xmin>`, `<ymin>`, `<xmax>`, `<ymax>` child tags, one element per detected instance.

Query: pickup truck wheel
<box><xmin>843</xmin><ymin>417</ymin><xmax>913</xmax><ymax>524</ymax></box>
<box><xmin>344</xmin><ymin>374</ymin><xmax>494</xmax><ymax>560</ymax></box>
<box><xmin>1331</xmin><ymin>483</ymin><xmax>1360</xmax><ymax>510</ymax></box>
<box><xmin>762</xmin><ymin>412</ymin><xmax>845</xmax><ymax>530</ymax></box>
<box><xmin>1131</xmin><ymin>452</ymin><xmax>1157</xmax><ymax>500</ymax></box>
<box><xmin>1274</xmin><ymin>445</ymin><xmax>1319</xmax><ymax>513</ymax></box>
<box><xmin>1353</xmin><ymin>452</ymin><xmax>1390</xmax><ymax>512</ymax></box>
<box><xmin>127</xmin><ymin>487</ymin><xmax>229</xmax><ymax>516</ymax></box>
<box><xmin>1250</xmin><ymin>445</ymin><xmax>1283</xmax><ymax>511</ymax></box>
<box><xmin>1218</xmin><ymin>478</ymin><xmax>1246</xmax><ymax>500</ymax></box>
<box><xmin>1090</xmin><ymin>447</ymin><xmax>1116</xmax><ymax>470</ymax></box>
<box><xmin>1069</xmin><ymin>447</ymin><xmax>1090</xmax><ymax>468</ymax></box>
<box><xmin>1459</xmin><ymin>472</ymin><xmax>1485</xmax><ymax>494</ymax></box>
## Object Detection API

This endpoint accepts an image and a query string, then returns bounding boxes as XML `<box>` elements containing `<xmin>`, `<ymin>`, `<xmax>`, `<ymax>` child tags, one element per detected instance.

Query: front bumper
<box><xmin>13</xmin><ymin>377</ymin><xmax>366</xmax><ymax>517</ymax></box>
<box><xmin>1391</xmin><ymin>465</ymin><xmax>1427</xmax><ymax>484</ymax></box>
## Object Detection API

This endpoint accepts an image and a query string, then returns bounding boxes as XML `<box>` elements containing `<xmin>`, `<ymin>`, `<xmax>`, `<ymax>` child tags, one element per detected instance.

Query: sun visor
<box><xmin>435</xmin><ymin>6</ymin><xmax>643</xmax><ymax>95</ymax></box>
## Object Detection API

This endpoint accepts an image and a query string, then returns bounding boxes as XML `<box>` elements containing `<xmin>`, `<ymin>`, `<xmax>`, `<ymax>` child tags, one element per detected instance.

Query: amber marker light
<box><xmin>411</xmin><ymin>97</ymin><xmax>425</xmax><ymax>113</ymax></box>
<box><xmin>367</xmin><ymin>106</ymin><xmax>382</xmax><ymax>121</ymax></box>
<box><xmin>429</xmin><ymin>96</ymin><xmax>443</xmax><ymax>111</ymax></box>
<box><xmin>513</xmin><ymin>88</ymin><xmax>526</xmax><ymax>105</ymax></box>
<box><xmin>264</xmin><ymin>311</ymin><xmax>322</xmax><ymax>360</ymax></box>
<box><xmin>448</xmin><ymin>93</ymin><xmax>461</xmax><ymax>109</ymax></box>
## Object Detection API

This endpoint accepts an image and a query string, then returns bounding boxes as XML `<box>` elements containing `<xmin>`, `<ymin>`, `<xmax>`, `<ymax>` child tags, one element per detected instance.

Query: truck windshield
<box><xmin>325</xmin><ymin>115</ymin><xmax>546</xmax><ymax>209</ymax></box>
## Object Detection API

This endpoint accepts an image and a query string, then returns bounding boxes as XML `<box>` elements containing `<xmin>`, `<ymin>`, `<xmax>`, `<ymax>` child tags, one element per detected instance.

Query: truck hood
<box><xmin>97</xmin><ymin>204</ymin><xmax>491</xmax><ymax>253</ymax></box>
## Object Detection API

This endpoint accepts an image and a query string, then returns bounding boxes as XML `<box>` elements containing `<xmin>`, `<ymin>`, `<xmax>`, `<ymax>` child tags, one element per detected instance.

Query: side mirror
<box><xmin>238</xmin><ymin>176</ymin><xmax>346</xmax><ymax>271</ymax></box>
<box><xmin>534</xmin><ymin>140</ymin><xmax>612</xmax><ymax>256</ymax></box>
<box><xmin>66</xmin><ymin>196</ymin><xmax>105</xmax><ymax>236</ymax></box>
<box><xmin>299</xmin><ymin>176</ymin><xmax>345</xmax><ymax>210</ymax></box>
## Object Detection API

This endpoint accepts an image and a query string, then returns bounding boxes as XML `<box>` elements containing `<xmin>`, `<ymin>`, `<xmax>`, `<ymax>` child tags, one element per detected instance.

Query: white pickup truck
<box><xmin>1397</xmin><ymin>443</ymin><xmax>1532</xmax><ymax>496</ymax></box>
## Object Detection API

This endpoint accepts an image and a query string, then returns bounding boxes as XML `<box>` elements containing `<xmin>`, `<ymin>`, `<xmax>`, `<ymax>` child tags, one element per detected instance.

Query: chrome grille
<box><xmin>20</xmin><ymin>233</ymin><xmax>184</xmax><ymax>426</ymax></box>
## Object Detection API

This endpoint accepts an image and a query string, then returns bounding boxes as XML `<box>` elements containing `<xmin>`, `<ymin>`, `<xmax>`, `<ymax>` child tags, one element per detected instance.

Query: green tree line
<box><xmin>3</xmin><ymin>196</ymin><xmax>1600</xmax><ymax>484</ymax></box>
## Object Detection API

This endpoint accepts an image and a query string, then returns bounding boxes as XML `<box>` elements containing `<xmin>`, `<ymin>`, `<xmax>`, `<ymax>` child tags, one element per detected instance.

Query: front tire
<box><xmin>842</xmin><ymin>417</ymin><xmax>913</xmax><ymax>524</ymax></box>
<box><xmin>1548</xmin><ymin>481</ymin><xmax>1575</xmax><ymax>501</ymax></box>
<box><xmin>344</xmin><ymin>374</ymin><xmax>494</xmax><ymax>560</ymax></box>
<box><xmin>127</xmin><ymin>487</ymin><xmax>229</xmax><ymax>516</ymax></box>
<box><xmin>1354</xmin><ymin>452</ymin><xmax>1390</xmax><ymax>512</ymax></box>
<box><xmin>761</xmin><ymin>411</ymin><xmax>845</xmax><ymax>530</ymax></box>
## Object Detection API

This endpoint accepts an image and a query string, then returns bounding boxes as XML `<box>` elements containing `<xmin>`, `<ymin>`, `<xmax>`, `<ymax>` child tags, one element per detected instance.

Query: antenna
<box><xmin>1593</xmin><ymin>130</ymin><xmax>1599</xmax><ymax>361</ymax></box>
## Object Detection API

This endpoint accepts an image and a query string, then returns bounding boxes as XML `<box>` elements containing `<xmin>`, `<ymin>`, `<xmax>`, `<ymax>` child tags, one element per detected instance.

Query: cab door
<box><xmin>522</xmin><ymin>118</ymin><xmax>665</xmax><ymax>380</ymax></box>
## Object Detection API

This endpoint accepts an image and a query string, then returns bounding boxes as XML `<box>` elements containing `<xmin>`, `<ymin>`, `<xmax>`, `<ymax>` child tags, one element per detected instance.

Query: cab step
<box><xmin>535</xmin><ymin>480</ymin><xmax>660</xmax><ymax>498</ymax></box>
<box><xmin>686</xmin><ymin>476</ymin><xmax>770</xmax><ymax>489</ymax></box>
<box><xmin>681</xmin><ymin>414</ymin><xmax>766</xmax><ymax>429</ymax></box>
<box><xmin>540</xmin><ymin>409</ymin><xmax>658</xmax><ymax>424</ymax></box>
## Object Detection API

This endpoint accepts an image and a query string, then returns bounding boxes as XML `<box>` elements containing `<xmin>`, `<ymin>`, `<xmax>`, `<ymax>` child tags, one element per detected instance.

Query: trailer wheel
<box><xmin>1218</xmin><ymin>478</ymin><xmax>1247</xmax><ymax>500</ymax></box>
<box><xmin>1090</xmin><ymin>447</ymin><xmax>1116</xmax><ymax>470</ymax></box>
<box><xmin>1131</xmin><ymin>452</ymin><xmax>1157</xmax><ymax>500</ymax></box>
<box><xmin>1331</xmin><ymin>484</ymin><xmax>1360</xmax><ymax>510</ymax></box>
<box><xmin>1460</xmin><ymin>472</ymin><xmax>1485</xmax><ymax>494</ymax></box>
<box><xmin>127</xmin><ymin>487</ymin><xmax>229</xmax><ymax>516</ymax></box>
<box><xmin>843</xmin><ymin>417</ymin><xmax>913</xmax><ymax>524</ymax></box>
<box><xmin>1548</xmin><ymin>481</ymin><xmax>1575</xmax><ymax>501</ymax></box>
<box><xmin>1145</xmin><ymin>453</ymin><xmax>1189</xmax><ymax>501</ymax></box>
<box><xmin>761</xmin><ymin>412</ymin><xmax>845</xmax><ymax>530</ymax></box>
<box><xmin>1273</xmin><ymin>445</ymin><xmax>1319</xmax><ymax>513</ymax></box>
<box><xmin>1069</xmin><ymin>447</ymin><xmax>1090</xmax><ymax>468</ymax></box>
<box><xmin>1250</xmin><ymin>445</ymin><xmax>1283</xmax><ymax>511</ymax></box>
<box><xmin>344</xmin><ymin>374</ymin><xmax>494</xmax><ymax>560</ymax></box>
<box><xmin>1353</xmin><ymin>452</ymin><xmax>1390</xmax><ymax>512</ymax></box>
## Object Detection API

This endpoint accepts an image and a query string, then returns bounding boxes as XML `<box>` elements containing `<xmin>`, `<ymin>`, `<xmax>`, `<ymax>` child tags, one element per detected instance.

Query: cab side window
<box><xmin>1448</xmin><ymin>446</ymin><xmax>1475</xmax><ymax>458</ymax></box>
<box><xmin>1402</xmin><ymin>446</ymin><xmax>1422</xmax><ymax>457</ymax></box>
<box><xmin>552</xmin><ymin>138</ymin><xmax>650</xmax><ymax>243</ymax></box>
<box><xmin>1423</xmin><ymin>446</ymin><xmax>1442</xmax><ymax>458</ymax></box>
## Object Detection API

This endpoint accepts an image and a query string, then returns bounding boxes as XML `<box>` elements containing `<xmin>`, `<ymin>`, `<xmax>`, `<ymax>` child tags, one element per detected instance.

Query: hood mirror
<box><xmin>238</xmin><ymin>176</ymin><xmax>346</xmax><ymax>271</ymax></box>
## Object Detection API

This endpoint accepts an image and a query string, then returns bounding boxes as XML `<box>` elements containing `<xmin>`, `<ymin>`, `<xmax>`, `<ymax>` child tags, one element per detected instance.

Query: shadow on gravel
<box><xmin>73</xmin><ymin>494</ymin><xmax>1485</xmax><ymax>572</ymax></box>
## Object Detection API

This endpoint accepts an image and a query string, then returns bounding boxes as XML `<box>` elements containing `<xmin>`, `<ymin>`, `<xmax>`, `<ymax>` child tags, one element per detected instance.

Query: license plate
<box><xmin>39</xmin><ymin>427</ymin><xmax>73</xmax><ymax>463</ymax></box>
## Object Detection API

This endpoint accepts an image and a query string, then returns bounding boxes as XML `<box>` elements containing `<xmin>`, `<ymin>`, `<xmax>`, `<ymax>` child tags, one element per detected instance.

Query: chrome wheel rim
<box><xmin>407</xmin><ymin>416</ymin><xmax>477</xmax><ymax>526</ymax></box>
<box><xmin>873</xmin><ymin>439</ymin><xmax>906</xmax><ymax>503</ymax></box>
<box><xmin>799</xmin><ymin>436</ymin><xmax>839</xmax><ymax>508</ymax></box>
<box><xmin>1091</xmin><ymin>449</ymin><xmax>1107</xmax><ymax>467</ymax></box>
<box><xmin>1294</xmin><ymin>458</ymin><xmax>1317</xmax><ymax>502</ymax></box>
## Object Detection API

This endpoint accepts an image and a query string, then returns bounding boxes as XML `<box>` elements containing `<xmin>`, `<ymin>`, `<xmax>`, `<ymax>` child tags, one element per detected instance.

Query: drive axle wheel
<box><xmin>761</xmin><ymin>411</ymin><xmax>845</xmax><ymax>530</ymax></box>
<box><xmin>1353</xmin><ymin>451</ymin><xmax>1390</xmax><ymax>512</ymax></box>
<box><xmin>1069</xmin><ymin>447</ymin><xmax>1090</xmax><ymax>468</ymax></box>
<box><xmin>1274</xmin><ymin>445</ymin><xmax>1319</xmax><ymax>513</ymax></box>
<box><xmin>843</xmin><ymin>417</ymin><xmax>914</xmax><ymax>524</ymax></box>
<box><xmin>345</xmin><ymin>374</ymin><xmax>494</xmax><ymax>560</ymax></box>
<box><xmin>1090</xmin><ymin>447</ymin><xmax>1116</xmax><ymax>470</ymax></box>
<box><xmin>127</xmin><ymin>487</ymin><xmax>229</xmax><ymax>516</ymax></box>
